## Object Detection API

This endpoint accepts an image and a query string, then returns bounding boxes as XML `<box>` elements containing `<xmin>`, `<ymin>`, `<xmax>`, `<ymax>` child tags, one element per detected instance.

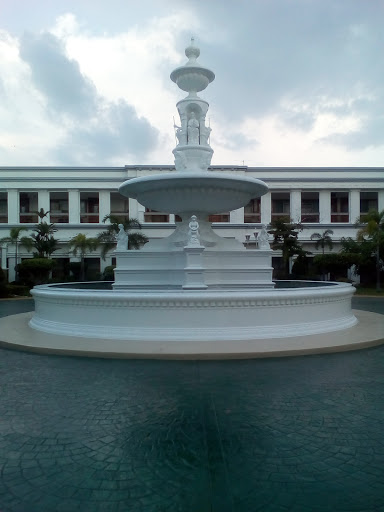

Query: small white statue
<box><xmin>174</xmin><ymin>124</ymin><xmax>183</xmax><ymax>144</ymax></box>
<box><xmin>187</xmin><ymin>112</ymin><xmax>200</xmax><ymax>144</ymax></box>
<box><xmin>258</xmin><ymin>224</ymin><xmax>270</xmax><ymax>250</ymax></box>
<box><xmin>188</xmin><ymin>215</ymin><xmax>200</xmax><ymax>245</ymax></box>
<box><xmin>200</xmin><ymin>124</ymin><xmax>211</xmax><ymax>146</ymax></box>
<box><xmin>116</xmin><ymin>224</ymin><xmax>129</xmax><ymax>251</ymax></box>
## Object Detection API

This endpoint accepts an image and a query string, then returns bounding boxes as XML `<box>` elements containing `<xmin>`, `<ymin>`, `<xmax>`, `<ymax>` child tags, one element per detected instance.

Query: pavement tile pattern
<box><xmin>0</xmin><ymin>297</ymin><xmax>383</xmax><ymax>511</ymax></box>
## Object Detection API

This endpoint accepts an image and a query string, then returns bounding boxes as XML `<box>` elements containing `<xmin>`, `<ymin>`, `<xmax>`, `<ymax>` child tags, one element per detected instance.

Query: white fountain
<box><xmin>2</xmin><ymin>41</ymin><xmax>380</xmax><ymax>359</ymax></box>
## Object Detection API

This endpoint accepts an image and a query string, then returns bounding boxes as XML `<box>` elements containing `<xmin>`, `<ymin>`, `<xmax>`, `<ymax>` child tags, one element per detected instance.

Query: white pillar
<box><xmin>319</xmin><ymin>190</ymin><xmax>331</xmax><ymax>224</ymax></box>
<box><xmin>290</xmin><ymin>190</ymin><xmax>301</xmax><ymax>223</ymax></box>
<box><xmin>8</xmin><ymin>190</ymin><xmax>18</xmax><ymax>224</ymax></box>
<box><xmin>350</xmin><ymin>190</ymin><xmax>360</xmax><ymax>224</ymax></box>
<box><xmin>129</xmin><ymin>198</ymin><xmax>139</xmax><ymax>219</ymax></box>
<box><xmin>230</xmin><ymin>207</ymin><xmax>244</xmax><ymax>224</ymax></box>
<box><xmin>38</xmin><ymin>191</ymin><xmax>50</xmax><ymax>221</ymax></box>
<box><xmin>378</xmin><ymin>190</ymin><xmax>384</xmax><ymax>212</ymax></box>
<box><xmin>68</xmin><ymin>190</ymin><xmax>80</xmax><ymax>224</ymax></box>
<box><xmin>169</xmin><ymin>214</ymin><xmax>175</xmax><ymax>224</ymax></box>
<box><xmin>8</xmin><ymin>256</ymin><xmax>16</xmax><ymax>283</ymax></box>
<box><xmin>1</xmin><ymin>245</ymin><xmax>7</xmax><ymax>271</ymax></box>
<box><xmin>99</xmin><ymin>191</ymin><xmax>110</xmax><ymax>223</ymax></box>
<box><xmin>137</xmin><ymin>202</ymin><xmax>145</xmax><ymax>224</ymax></box>
<box><xmin>261</xmin><ymin>192</ymin><xmax>271</xmax><ymax>225</ymax></box>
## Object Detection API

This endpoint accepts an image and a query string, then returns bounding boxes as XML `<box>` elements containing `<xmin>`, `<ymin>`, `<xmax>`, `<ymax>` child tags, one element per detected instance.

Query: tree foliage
<box><xmin>310</xmin><ymin>229</ymin><xmax>333</xmax><ymax>254</ymax></box>
<box><xmin>353</xmin><ymin>209</ymin><xmax>384</xmax><ymax>290</ymax></box>
<box><xmin>68</xmin><ymin>233</ymin><xmax>99</xmax><ymax>281</ymax></box>
<box><xmin>0</xmin><ymin>227</ymin><xmax>33</xmax><ymax>281</ymax></box>
<box><xmin>30</xmin><ymin>221</ymin><xmax>59</xmax><ymax>258</ymax></box>
<box><xmin>268</xmin><ymin>218</ymin><xmax>305</xmax><ymax>277</ymax></box>
<box><xmin>313</xmin><ymin>253</ymin><xmax>355</xmax><ymax>281</ymax></box>
<box><xmin>17</xmin><ymin>258</ymin><xmax>56</xmax><ymax>286</ymax></box>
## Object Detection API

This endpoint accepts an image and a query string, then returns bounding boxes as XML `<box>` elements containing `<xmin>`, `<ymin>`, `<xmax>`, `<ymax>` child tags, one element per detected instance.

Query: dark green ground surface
<box><xmin>0</xmin><ymin>298</ymin><xmax>383</xmax><ymax>511</ymax></box>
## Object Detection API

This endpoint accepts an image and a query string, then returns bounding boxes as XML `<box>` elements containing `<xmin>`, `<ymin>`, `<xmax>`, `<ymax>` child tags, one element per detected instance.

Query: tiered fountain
<box><xmin>6</xmin><ymin>40</ymin><xmax>365</xmax><ymax>357</ymax></box>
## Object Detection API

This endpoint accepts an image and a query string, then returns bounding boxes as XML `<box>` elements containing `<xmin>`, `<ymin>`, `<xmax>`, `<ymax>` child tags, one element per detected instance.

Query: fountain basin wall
<box><xmin>30</xmin><ymin>282</ymin><xmax>357</xmax><ymax>342</ymax></box>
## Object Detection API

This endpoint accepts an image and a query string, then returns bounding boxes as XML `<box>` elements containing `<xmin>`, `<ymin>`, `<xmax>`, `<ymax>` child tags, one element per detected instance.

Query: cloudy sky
<box><xmin>1</xmin><ymin>0</ymin><xmax>384</xmax><ymax>167</ymax></box>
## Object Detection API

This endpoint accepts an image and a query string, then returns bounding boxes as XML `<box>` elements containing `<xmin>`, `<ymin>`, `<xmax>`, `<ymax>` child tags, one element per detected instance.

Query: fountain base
<box><xmin>1</xmin><ymin>306</ymin><xmax>383</xmax><ymax>359</ymax></box>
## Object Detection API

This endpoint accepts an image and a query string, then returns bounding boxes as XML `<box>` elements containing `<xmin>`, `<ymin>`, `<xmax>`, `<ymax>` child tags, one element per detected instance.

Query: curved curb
<box><xmin>0</xmin><ymin>310</ymin><xmax>383</xmax><ymax>360</ymax></box>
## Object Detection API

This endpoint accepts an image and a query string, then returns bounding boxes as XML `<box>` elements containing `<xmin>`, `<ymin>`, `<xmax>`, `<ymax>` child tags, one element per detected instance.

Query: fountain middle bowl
<box><xmin>119</xmin><ymin>171</ymin><xmax>268</xmax><ymax>215</ymax></box>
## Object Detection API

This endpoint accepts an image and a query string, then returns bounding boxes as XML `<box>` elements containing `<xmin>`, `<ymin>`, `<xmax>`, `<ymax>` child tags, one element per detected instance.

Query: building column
<box><xmin>350</xmin><ymin>190</ymin><xmax>360</xmax><ymax>224</ymax></box>
<box><xmin>378</xmin><ymin>190</ymin><xmax>384</xmax><ymax>212</ymax></box>
<box><xmin>99</xmin><ymin>191</ymin><xmax>110</xmax><ymax>223</ymax></box>
<box><xmin>290</xmin><ymin>190</ymin><xmax>301</xmax><ymax>223</ymax></box>
<box><xmin>68</xmin><ymin>190</ymin><xmax>80</xmax><ymax>224</ymax></box>
<box><xmin>38</xmin><ymin>190</ymin><xmax>50</xmax><ymax>221</ymax></box>
<box><xmin>319</xmin><ymin>190</ymin><xmax>331</xmax><ymax>224</ymax></box>
<box><xmin>129</xmin><ymin>198</ymin><xmax>139</xmax><ymax>220</ymax></box>
<box><xmin>261</xmin><ymin>192</ymin><xmax>271</xmax><ymax>225</ymax></box>
<box><xmin>8</xmin><ymin>256</ymin><xmax>16</xmax><ymax>282</ymax></box>
<box><xmin>8</xmin><ymin>190</ymin><xmax>18</xmax><ymax>224</ymax></box>
<box><xmin>1</xmin><ymin>245</ymin><xmax>7</xmax><ymax>271</ymax></box>
<box><xmin>230</xmin><ymin>207</ymin><xmax>244</xmax><ymax>224</ymax></box>
<box><xmin>137</xmin><ymin>202</ymin><xmax>145</xmax><ymax>224</ymax></box>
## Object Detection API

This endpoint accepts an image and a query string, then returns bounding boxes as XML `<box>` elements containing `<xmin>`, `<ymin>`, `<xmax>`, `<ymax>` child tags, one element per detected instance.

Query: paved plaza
<box><xmin>0</xmin><ymin>297</ymin><xmax>383</xmax><ymax>511</ymax></box>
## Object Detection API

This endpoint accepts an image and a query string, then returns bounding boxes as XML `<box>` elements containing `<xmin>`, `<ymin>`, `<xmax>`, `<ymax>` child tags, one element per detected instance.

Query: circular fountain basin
<box><xmin>28</xmin><ymin>281</ymin><xmax>357</xmax><ymax>343</ymax></box>
<box><xmin>119</xmin><ymin>172</ymin><xmax>268</xmax><ymax>214</ymax></box>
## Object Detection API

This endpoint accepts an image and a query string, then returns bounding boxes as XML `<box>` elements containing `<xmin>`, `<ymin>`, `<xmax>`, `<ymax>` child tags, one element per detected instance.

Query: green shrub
<box><xmin>6</xmin><ymin>284</ymin><xmax>31</xmax><ymax>296</ymax></box>
<box><xmin>102</xmin><ymin>265</ymin><xmax>115</xmax><ymax>281</ymax></box>
<box><xmin>17</xmin><ymin>258</ymin><xmax>56</xmax><ymax>286</ymax></box>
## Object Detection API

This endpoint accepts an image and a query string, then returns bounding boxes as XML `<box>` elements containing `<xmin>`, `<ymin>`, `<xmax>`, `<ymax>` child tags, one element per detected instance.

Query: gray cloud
<box><xmin>20</xmin><ymin>32</ymin><xmax>97</xmax><ymax>118</ymax></box>
<box><xmin>53</xmin><ymin>100</ymin><xmax>158</xmax><ymax>164</ymax></box>
<box><xmin>174</xmin><ymin>0</ymin><xmax>384</xmax><ymax>150</ymax></box>
<box><xmin>19</xmin><ymin>31</ymin><xmax>159</xmax><ymax>164</ymax></box>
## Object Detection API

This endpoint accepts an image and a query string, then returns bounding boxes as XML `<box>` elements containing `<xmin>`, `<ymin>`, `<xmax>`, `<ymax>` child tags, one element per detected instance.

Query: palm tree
<box><xmin>268</xmin><ymin>218</ymin><xmax>304</xmax><ymax>277</ymax></box>
<box><xmin>97</xmin><ymin>215</ymin><xmax>148</xmax><ymax>259</ymax></box>
<box><xmin>356</xmin><ymin>209</ymin><xmax>384</xmax><ymax>292</ymax></box>
<box><xmin>31</xmin><ymin>221</ymin><xmax>59</xmax><ymax>258</ymax></box>
<box><xmin>311</xmin><ymin>229</ymin><xmax>334</xmax><ymax>281</ymax></box>
<box><xmin>33</xmin><ymin>208</ymin><xmax>50</xmax><ymax>220</ymax></box>
<box><xmin>0</xmin><ymin>227</ymin><xmax>33</xmax><ymax>281</ymax></box>
<box><xmin>310</xmin><ymin>229</ymin><xmax>334</xmax><ymax>255</ymax></box>
<box><xmin>68</xmin><ymin>234</ymin><xmax>99</xmax><ymax>281</ymax></box>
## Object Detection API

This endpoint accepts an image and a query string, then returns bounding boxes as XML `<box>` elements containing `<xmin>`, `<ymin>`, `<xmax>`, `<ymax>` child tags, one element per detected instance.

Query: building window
<box><xmin>110</xmin><ymin>192</ymin><xmax>129</xmax><ymax>221</ymax></box>
<box><xmin>0</xmin><ymin>192</ymin><xmax>7</xmax><ymax>223</ymax></box>
<box><xmin>244</xmin><ymin>198</ymin><xmax>261</xmax><ymax>223</ymax></box>
<box><xmin>301</xmin><ymin>192</ymin><xmax>319</xmax><ymax>223</ymax></box>
<box><xmin>271</xmin><ymin>192</ymin><xmax>290</xmax><ymax>222</ymax></box>
<box><xmin>208</xmin><ymin>213</ymin><xmax>230</xmax><ymax>222</ymax></box>
<box><xmin>360</xmin><ymin>192</ymin><xmax>378</xmax><ymax>217</ymax></box>
<box><xmin>331</xmin><ymin>192</ymin><xmax>349</xmax><ymax>223</ymax></box>
<box><xmin>19</xmin><ymin>192</ymin><xmax>38</xmax><ymax>223</ymax></box>
<box><xmin>80</xmin><ymin>192</ymin><xmax>99</xmax><ymax>223</ymax></box>
<box><xmin>50</xmin><ymin>192</ymin><xmax>69</xmax><ymax>223</ymax></box>
<box><xmin>144</xmin><ymin>208</ymin><xmax>169</xmax><ymax>223</ymax></box>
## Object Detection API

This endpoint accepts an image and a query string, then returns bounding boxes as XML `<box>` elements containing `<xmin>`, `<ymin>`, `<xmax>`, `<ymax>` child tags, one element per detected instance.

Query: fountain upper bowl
<box><xmin>119</xmin><ymin>171</ymin><xmax>268</xmax><ymax>215</ymax></box>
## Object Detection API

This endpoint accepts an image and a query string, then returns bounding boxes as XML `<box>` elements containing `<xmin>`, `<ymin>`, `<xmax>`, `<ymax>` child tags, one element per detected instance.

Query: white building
<box><xmin>1</xmin><ymin>165</ymin><xmax>383</xmax><ymax>281</ymax></box>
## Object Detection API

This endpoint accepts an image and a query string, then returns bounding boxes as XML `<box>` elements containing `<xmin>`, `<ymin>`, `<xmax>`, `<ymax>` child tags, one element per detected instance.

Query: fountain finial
<box><xmin>185</xmin><ymin>37</ymin><xmax>200</xmax><ymax>63</ymax></box>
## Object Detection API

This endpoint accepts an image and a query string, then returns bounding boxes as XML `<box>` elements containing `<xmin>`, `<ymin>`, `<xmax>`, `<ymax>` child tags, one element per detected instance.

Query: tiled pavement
<box><xmin>0</xmin><ymin>297</ymin><xmax>383</xmax><ymax>512</ymax></box>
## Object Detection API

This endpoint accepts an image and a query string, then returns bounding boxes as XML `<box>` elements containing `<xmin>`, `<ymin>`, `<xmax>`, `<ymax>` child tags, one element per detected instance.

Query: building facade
<box><xmin>1</xmin><ymin>165</ymin><xmax>383</xmax><ymax>281</ymax></box>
